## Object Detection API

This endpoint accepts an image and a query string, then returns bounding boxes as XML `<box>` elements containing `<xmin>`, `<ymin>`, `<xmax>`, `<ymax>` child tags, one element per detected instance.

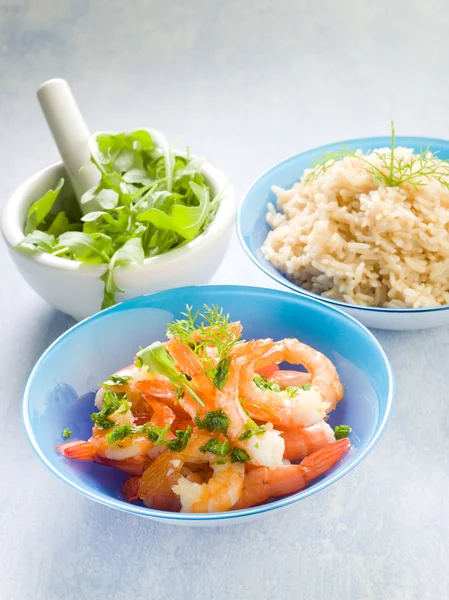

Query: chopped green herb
<box><xmin>212</xmin><ymin>356</ymin><xmax>231</xmax><ymax>390</ymax></box>
<box><xmin>135</xmin><ymin>342</ymin><xmax>205</xmax><ymax>407</ymax></box>
<box><xmin>253</xmin><ymin>374</ymin><xmax>281</xmax><ymax>393</ymax></box>
<box><xmin>238</xmin><ymin>418</ymin><xmax>266</xmax><ymax>441</ymax></box>
<box><xmin>146</xmin><ymin>424</ymin><xmax>170</xmax><ymax>445</ymax></box>
<box><xmin>91</xmin><ymin>390</ymin><xmax>128</xmax><ymax>430</ymax></box>
<box><xmin>90</xmin><ymin>413</ymin><xmax>116</xmax><ymax>430</ymax></box>
<box><xmin>285</xmin><ymin>386</ymin><xmax>300</xmax><ymax>397</ymax></box>
<box><xmin>166</xmin><ymin>426</ymin><xmax>192</xmax><ymax>452</ymax></box>
<box><xmin>174</xmin><ymin>386</ymin><xmax>185</xmax><ymax>401</ymax></box>
<box><xmin>213</xmin><ymin>459</ymin><xmax>227</xmax><ymax>466</ymax></box>
<box><xmin>301</xmin><ymin>383</ymin><xmax>311</xmax><ymax>391</ymax></box>
<box><xmin>334</xmin><ymin>425</ymin><xmax>351</xmax><ymax>440</ymax></box>
<box><xmin>230</xmin><ymin>448</ymin><xmax>251</xmax><ymax>463</ymax></box>
<box><xmin>199</xmin><ymin>438</ymin><xmax>232</xmax><ymax>456</ymax></box>
<box><xmin>194</xmin><ymin>409</ymin><xmax>230</xmax><ymax>435</ymax></box>
<box><xmin>106</xmin><ymin>424</ymin><xmax>133</xmax><ymax>444</ymax></box>
<box><xmin>255</xmin><ymin>442</ymin><xmax>259</xmax><ymax>449</ymax></box>
<box><xmin>62</xmin><ymin>428</ymin><xmax>72</xmax><ymax>439</ymax></box>
<box><xmin>102</xmin><ymin>374</ymin><xmax>132</xmax><ymax>387</ymax></box>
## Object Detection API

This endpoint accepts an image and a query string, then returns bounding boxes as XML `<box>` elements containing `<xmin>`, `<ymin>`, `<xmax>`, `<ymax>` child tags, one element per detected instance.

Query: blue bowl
<box><xmin>237</xmin><ymin>136</ymin><xmax>449</xmax><ymax>330</ymax></box>
<box><xmin>23</xmin><ymin>285</ymin><xmax>393</xmax><ymax>525</ymax></box>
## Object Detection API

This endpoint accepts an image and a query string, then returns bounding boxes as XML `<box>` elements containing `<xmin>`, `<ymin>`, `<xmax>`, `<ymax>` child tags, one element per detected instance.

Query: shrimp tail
<box><xmin>93</xmin><ymin>455</ymin><xmax>152</xmax><ymax>476</ymax></box>
<box><xmin>232</xmin><ymin>438</ymin><xmax>351</xmax><ymax>510</ymax></box>
<box><xmin>56</xmin><ymin>440</ymin><xmax>96</xmax><ymax>461</ymax></box>
<box><xmin>300</xmin><ymin>437</ymin><xmax>351</xmax><ymax>482</ymax></box>
<box><xmin>122</xmin><ymin>476</ymin><xmax>141</xmax><ymax>502</ymax></box>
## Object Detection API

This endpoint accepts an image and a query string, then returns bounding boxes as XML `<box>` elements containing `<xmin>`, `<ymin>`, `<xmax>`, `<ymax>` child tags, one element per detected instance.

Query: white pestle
<box><xmin>37</xmin><ymin>78</ymin><xmax>101</xmax><ymax>214</ymax></box>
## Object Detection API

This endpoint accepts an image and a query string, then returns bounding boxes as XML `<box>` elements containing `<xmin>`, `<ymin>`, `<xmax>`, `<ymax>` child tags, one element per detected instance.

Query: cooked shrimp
<box><xmin>239</xmin><ymin>339</ymin><xmax>343</xmax><ymax>427</ymax></box>
<box><xmin>263</xmin><ymin>339</ymin><xmax>343</xmax><ymax>411</ymax></box>
<box><xmin>164</xmin><ymin>338</ymin><xmax>217</xmax><ymax>415</ymax></box>
<box><xmin>268</xmin><ymin>370</ymin><xmax>312</xmax><ymax>388</ymax></box>
<box><xmin>57</xmin><ymin>399</ymin><xmax>175</xmax><ymax>463</ymax></box>
<box><xmin>138</xmin><ymin>432</ymin><xmax>214</xmax><ymax>510</ymax></box>
<box><xmin>94</xmin><ymin>365</ymin><xmax>148</xmax><ymax>411</ymax></box>
<box><xmin>232</xmin><ymin>438</ymin><xmax>351</xmax><ymax>510</ymax></box>
<box><xmin>122</xmin><ymin>475</ymin><xmax>141</xmax><ymax>502</ymax></box>
<box><xmin>136</xmin><ymin>375</ymin><xmax>197</xmax><ymax>419</ymax></box>
<box><xmin>280</xmin><ymin>421</ymin><xmax>335</xmax><ymax>461</ymax></box>
<box><xmin>139</xmin><ymin>449</ymin><xmax>184</xmax><ymax>511</ymax></box>
<box><xmin>215</xmin><ymin>361</ymin><xmax>285</xmax><ymax>469</ymax></box>
<box><xmin>56</xmin><ymin>442</ymin><xmax>152</xmax><ymax>475</ymax></box>
<box><xmin>57</xmin><ymin>305</ymin><xmax>351</xmax><ymax>514</ymax></box>
<box><xmin>256</xmin><ymin>363</ymin><xmax>279</xmax><ymax>378</ymax></box>
<box><xmin>173</xmin><ymin>461</ymin><xmax>245</xmax><ymax>513</ymax></box>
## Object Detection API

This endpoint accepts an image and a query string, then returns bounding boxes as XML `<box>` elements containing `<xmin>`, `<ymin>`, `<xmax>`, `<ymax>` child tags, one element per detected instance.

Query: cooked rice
<box><xmin>262</xmin><ymin>147</ymin><xmax>449</xmax><ymax>308</ymax></box>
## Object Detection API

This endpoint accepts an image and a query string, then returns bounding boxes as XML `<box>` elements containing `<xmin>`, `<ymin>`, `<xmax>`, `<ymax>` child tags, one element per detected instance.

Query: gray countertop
<box><xmin>1</xmin><ymin>1</ymin><xmax>448</xmax><ymax>599</ymax></box>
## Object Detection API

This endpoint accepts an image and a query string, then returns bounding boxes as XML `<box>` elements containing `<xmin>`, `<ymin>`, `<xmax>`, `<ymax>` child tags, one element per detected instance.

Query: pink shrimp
<box><xmin>213</xmin><ymin>360</ymin><xmax>285</xmax><ymax>469</ymax></box>
<box><xmin>122</xmin><ymin>475</ymin><xmax>141</xmax><ymax>501</ymax></box>
<box><xmin>56</xmin><ymin>399</ymin><xmax>176</xmax><ymax>464</ymax></box>
<box><xmin>138</xmin><ymin>432</ymin><xmax>213</xmax><ymax>511</ymax></box>
<box><xmin>94</xmin><ymin>365</ymin><xmax>148</xmax><ymax>412</ymax></box>
<box><xmin>280</xmin><ymin>421</ymin><xmax>335</xmax><ymax>461</ymax></box>
<box><xmin>56</xmin><ymin>442</ymin><xmax>152</xmax><ymax>476</ymax></box>
<box><xmin>238</xmin><ymin>339</ymin><xmax>344</xmax><ymax>428</ymax></box>
<box><xmin>232</xmin><ymin>438</ymin><xmax>351</xmax><ymax>510</ymax></box>
<box><xmin>164</xmin><ymin>338</ymin><xmax>217</xmax><ymax>417</ymax></box>
<box><xmin>268</xmin><ymin>370</ymin><xmax>312</xmax><ymax>388</ymax></box>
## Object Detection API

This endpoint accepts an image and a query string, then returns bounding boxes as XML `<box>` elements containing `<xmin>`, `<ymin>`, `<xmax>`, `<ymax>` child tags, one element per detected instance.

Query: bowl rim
<box><xmin>22</xmin><ymin>284</ymin><xmax>394</xmax><ymax>521</ymax></box>
<box><xmin>237</xmin><ymin>134</ymin><xmax>449</xmax><ymax>314</ymax></box>
<box><xmin>1</xmin><ymin>158</ymin><xmax>235</xmax><ymax>274</ymax></box>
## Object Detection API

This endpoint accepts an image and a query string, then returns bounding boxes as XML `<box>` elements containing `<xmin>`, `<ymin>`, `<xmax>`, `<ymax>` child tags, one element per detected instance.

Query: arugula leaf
<box><xmin>334</xmin><ymin>425</ymin><xmax>351</xmax><ymax>440</ymax></box>
<box><xmin>135</xmin><ymin>342</ymin><xmax>205</xmax><ymax>406</ymax></box>
<box><xmin>54</xmin><ymin>232</ymin><xmax>111</xmax><ymax>262</ymax></box>
<box><xmin>25</xmin><ymin>178</ymin><xmax>64</xmax><ymax>234</ymax></box>
<box><xmin>136</xmin><ymin>181</ymin><xmax>210</xmax><ymax>241</ymax></box>
<box><xmin>194</xmin><ymin>409</ymin><xmax>230</xmax><ymax>435</ymax></box>
<box><xmin>47</xmin><ymin>211</ymin><xmax>80</xmax><ymax>236</ymax></box>
<box><xmin>123</xmin><ymin>168</ymin><xmax>152</xmax><ymax>185</ymax></box>
<box><xmin>16</xmin><ymin>230</ymin><xmax>56</xmax><ymax>254</ymax></box>
<box><xmin>199</xmin><ymin>437</ymin><xmax>231</xmax><ymax>456</ymax></box>
<box><xmin>99</xmin><ymin>238</ymin><xmax>145</xmax><ymax>309</ymax></box>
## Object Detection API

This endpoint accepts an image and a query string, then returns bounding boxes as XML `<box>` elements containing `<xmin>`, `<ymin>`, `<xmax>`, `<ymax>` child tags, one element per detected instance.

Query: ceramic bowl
<box><xmin>237</xmin><ymin>136</ymin><xmax>449</xmax><ymax>330</ymax></box>
<box><xmin>1</xmin><ymin>159</ymin><xmax>235</xmax><ymax>321</ymax></box>
<box><xmin>23</xmin><ymin>285</ymin><xmax>394</xmax><ymax>526</ymax></box>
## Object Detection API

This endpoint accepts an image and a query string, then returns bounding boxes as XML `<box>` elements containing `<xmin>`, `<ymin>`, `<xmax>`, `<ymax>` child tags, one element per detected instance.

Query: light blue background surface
<box><xmin>1</xmin><ymin>1</ymin><xmax>448</xmax><ymax>598</ymax></box>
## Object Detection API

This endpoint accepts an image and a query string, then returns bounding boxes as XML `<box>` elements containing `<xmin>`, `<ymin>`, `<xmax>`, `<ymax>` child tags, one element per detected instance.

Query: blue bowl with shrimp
<box><xmin>23</xmin><ymin>285</ymin><xmax>393</xmax><ymax>525</ymax></box>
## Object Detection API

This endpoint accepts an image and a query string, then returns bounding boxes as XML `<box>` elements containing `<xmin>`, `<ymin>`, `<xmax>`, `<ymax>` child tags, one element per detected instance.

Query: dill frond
<box><xmin>303</xmin><ymin>122</ymin><xmax>449</xmax><ymax>190</ymax></box>
<box><xmin>167</xmin><ymin>304</ymin><xmax>242</xmax><ymax>374</ymax></box>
